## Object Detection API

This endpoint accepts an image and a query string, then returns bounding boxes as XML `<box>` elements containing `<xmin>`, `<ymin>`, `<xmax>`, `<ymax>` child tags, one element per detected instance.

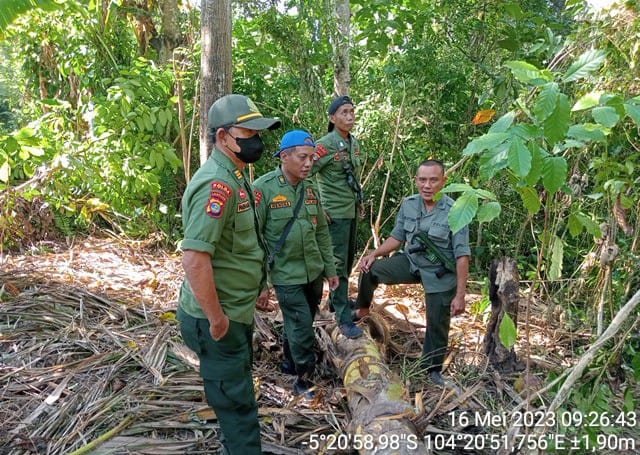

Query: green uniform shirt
<box><xmin>390</xmin><ymin>194</ymin><xmax>471</xmax><ymax>293</ymax></box>
<box><xmin>254</xmin><ymin>167</ymin><xmax>337</xmax><ymax>286</ymax></box>
<box><xmin>310</xmin><ymin>129</ymin><xmax>362</xmax><ymax>219</ymax></box>
<box><xmin>179</xmin><ymin>151</ymin><xmax>265</xmax><ymax>324</ymax></box>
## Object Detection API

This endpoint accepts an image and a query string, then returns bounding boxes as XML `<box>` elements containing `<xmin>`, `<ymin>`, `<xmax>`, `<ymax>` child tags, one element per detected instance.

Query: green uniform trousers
<box><xmin>355</xmin><ymin>253</ymin><xmax>456</xmax><ymax>373</ymax></box>
<box><xmin>177</xmin><ymin>307</ymin><xmax>261</xmax><ymax>455</ymax></box>
<box><xmin>273</xmin><ymin>275</ymin><xmax>323</xmax><ymax>373</ymax></box>
<box><xmin>328</xmin><ymin>217</ymin><xmax>357</xmax><ymax>325</ymax></box>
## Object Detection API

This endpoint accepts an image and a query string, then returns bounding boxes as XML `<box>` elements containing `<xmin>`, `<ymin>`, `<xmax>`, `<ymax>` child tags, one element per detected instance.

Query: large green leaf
<box><xmin>0</xmin><ymin>0</ymin><xmax>61</xmax><ymax>33</ymax></box>
<box><xmin>479</xmin><ymin>141</ymin><xmax>510</xmax><ymax>180</ymax></box>
<box><xmin>508</xmin><ymin>136</ymin><xmax>532</xmax><ymax>177</ymax></box>
<box><xmin>463</xmin><ymin>133</ymin><xmax>510</xmax><ymax>156</ymax></box>
<box><xmin>504</xmin><ymin>60</ymin><xmax>549</xmax><ymax>84</ymax></box>
<box><xmin>489</xmin><ymin>111</ymin><xmax>516</xmax><ymax>133</ymax></box>
<box><xmin>448</xmin><ymin>192</ymin><xmax>478</xmax><ymax>234</ymax></box>
<box><xmin>534</xmin><ymin>82</ymin><xmax>559</xmax><ymax>123</ymax></box>
<box><xmin>625</xmin><ymin>103</ymin><xmax>640</xmax><ymax>125</ymax></box>
<box><xmin>542</xmin><ymin>156</ymin><xmax>568</xmax><ymax>194</ymax></box>
<box><xmin>576</xmin><ymin>212</ymin><xmax>602</xmax><ymax>238</ymax></box>
<box><xmin>499</xmin><ymin>313</ymin><xmax>517</xmax><ymax>350</ymax></box>
<box><xmin>525</xmin><ymin>142</ymin><xmax>545</xmax><ymax>186</ymax></box>
<box><xmin>591</xmin><ymin>106</ymin><xmax>620</xmax><ymax>128</ymax></box>
<box><xmin>543</xmin><ymin>93</ymin><xmax>570</xmax><ymax>145</ymax></box>
<box><xmin>518</xmin><ymin>186</ymin><xmax>541</xmax><ymax>214</ymax></box>
<box><xmin>563</xmin><ymin>49</ymin><xmax>607</xmax><ymax>82</ymax></box>
<box><xmin>572</xmin><ymin>91</ymin><xmax>603</xmax><ymax>111</ymax></box>
<box><xmin>477</xmin><ymin>201</ymin><xmax>501</xmax><ymax>223</ymax></box>
<box><xmin>567</xmin><ymin>123</ymin><xmax>607</xmax><ymax>142</ymax></box>
<box><xmin>548</xmin><ymin>235</ymin><xmax>564</xmax><ymax>281</ymax></box>
<box><xmin>568</xmin><ymin>213</ymin><xmax>584</xmax><ymax>237</ymax></box>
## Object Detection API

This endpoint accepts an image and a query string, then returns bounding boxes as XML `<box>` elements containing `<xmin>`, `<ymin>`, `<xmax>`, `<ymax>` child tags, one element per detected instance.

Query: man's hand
<box><xmin>359</xmin><ymin>254</ymin><xmax>376</xmax><ymax>273</ymax></box>
<box><xmin>327</xmin><ymin>275</ymin><xmax>339</xmax><ymax>291</ymax></box>
<box><xmin>209</xmin><ymin>314</ymin><xmax>230</xmax><ymax>340</ymax></box>
<box><xmin>450</xmin><ymin>294</ymin><xmax>466</xmax><ymax>316</ymax></box>
<box><xmin>256</xmin><ymin>289</ymin><xmax>277</xmax><ymax>312</ymax></box>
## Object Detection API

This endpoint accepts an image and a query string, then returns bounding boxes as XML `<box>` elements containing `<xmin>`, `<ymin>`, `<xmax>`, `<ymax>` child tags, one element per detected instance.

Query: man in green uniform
<box><xmin>255</xmin><ymin>130</ymin><xmax>339</xmax><ymax>397</ymax></box>
<box><xmin>353</xmin><ymin>159</ymin><xmax>470</xmax><ymax>385</ymax></box>
<box><xmin>177</xmin><ymin>94</ymin><xmax>280</xmax><ymax>455</ymax></box>
<box><xmin>311</xmin><ymin>96</ymin><xmax>365</xmax><ymax>339</ymax></box>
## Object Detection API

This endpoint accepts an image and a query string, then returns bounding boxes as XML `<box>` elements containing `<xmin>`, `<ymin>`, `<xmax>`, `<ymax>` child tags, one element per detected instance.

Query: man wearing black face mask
<box><xmin>177</xmin><ymin>94</ymin><xmax>280</xmax><ymax>455</ymax></box>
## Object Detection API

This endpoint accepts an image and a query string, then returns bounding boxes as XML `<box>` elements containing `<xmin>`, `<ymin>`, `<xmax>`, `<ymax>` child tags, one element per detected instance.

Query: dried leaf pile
<box><xmin>1</xmin><ymin>237</ymin><xmax>635</xmax><ymax>454</ymax></box>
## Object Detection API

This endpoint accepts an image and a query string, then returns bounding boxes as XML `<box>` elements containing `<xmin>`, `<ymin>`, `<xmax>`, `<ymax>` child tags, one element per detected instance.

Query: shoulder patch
<box><xmin>277</xmin><ymin>175</ymin><xmax>286</xmax><ymax>185</ymax></box>
<box><xmin>314</xmin><ymin>143</ymin><xmax>329</xmax><ymax>161</ymax></box>
<box><xmin>206</xmin><ymin>198</ymin><xmax>225</xmax><ymax>218</ymax></box>
<box><xmin>211</xmin><ymin>181</ymin><xmax>232</xmax><ymax>198</ymax></box>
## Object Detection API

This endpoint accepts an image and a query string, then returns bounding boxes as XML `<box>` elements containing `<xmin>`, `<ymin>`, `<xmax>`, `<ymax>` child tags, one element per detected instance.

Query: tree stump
<box><xmin>326</xmin><ymin>317</ymin><xmax>429</xmax><ymax>455</ymax></box>
<box><xmin>483</xmin><ymin>257</ymin><xmax>520</xmax><ymax>372</ymax></box>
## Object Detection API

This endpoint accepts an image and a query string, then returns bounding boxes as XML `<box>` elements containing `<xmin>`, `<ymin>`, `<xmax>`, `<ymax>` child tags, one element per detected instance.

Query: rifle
<box><xmin>407</xmin><ymin>231</ymin><xmax>457</xmax><ymax>279</ymax></box>
<box><xmin>341</xmin><ymin>160</ymin><xmax>365</xmax><ymax>203</ymax></box>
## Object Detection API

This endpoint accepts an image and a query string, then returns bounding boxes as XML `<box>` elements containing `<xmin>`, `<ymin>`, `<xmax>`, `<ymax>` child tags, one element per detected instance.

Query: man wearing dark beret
<box><xmin>310</xmin><ymin>96</ymin><xmax>365</xmax><ymax>339</ymax></box>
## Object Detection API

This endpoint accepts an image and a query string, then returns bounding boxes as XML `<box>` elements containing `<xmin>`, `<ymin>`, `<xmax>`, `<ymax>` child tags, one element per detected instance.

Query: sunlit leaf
<box><xmin>548</xmin><ymin>235</ymin><xmax>563</xmax><ymax>281</ymax></box>
<box><xmin>499</xmin><ymin>313</ymin><xmax>517</xmax><ymax>350</ymax></box>
<box><xmin>572</xmin><ymin>91</ymin><xmax>603</xmax><ymax>111</ymax></box>
<box><xmin>567</xmin><ymin>123</ymin><xmax>607</xmax><ymax>142</ymax></box>
<box><xmin>471</xmin><ymin>109</ymin><xmax>496</xmax><ymax>125</ymax></box>
<box><xmin>448</xmin><ymin>192</ymin><xmax>478</xmax><ymax>234</ymax></box>
<box><xmin>0</xmin><ymin>161</ymin><xmax>10</xmax><ymax>183</ymax></box>
<box><xmin>563</xmin><ymin>49</ymin><xmax>607</xmax><ymax>82</ymax></box>
<box><xmin>504</xmin><ymin>60</ymin><xmax>549</xmax><ymax>84</ymax></box>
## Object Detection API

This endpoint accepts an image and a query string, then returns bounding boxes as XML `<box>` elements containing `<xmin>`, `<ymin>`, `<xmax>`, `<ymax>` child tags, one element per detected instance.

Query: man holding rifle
<box><xmin>353</xmin><ymin>159</ymin><xmax>470</xmax><ymax>385</ymax></box>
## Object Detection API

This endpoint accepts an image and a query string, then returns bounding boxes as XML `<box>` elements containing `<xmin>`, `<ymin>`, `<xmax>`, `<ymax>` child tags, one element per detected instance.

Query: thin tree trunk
<box><xmin>331</xmin><ymin>0</ymin><xmax>350</xmax><ymax>96</ymax></box>
<box><xmin>199</xmin><ymin>0</ymin><xmax>232</xmax><ymax>165</ymax></box>
<box><xmin>157</xmin><ymin>0</ymin><xmax>182</xmax><ymax>64</ymax></box>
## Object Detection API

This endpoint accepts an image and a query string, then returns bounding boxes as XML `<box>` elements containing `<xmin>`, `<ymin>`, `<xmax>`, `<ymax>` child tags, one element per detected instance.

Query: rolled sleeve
<box><xmin>452</xmin><ymin>225</ymin><xmax>471</xmax><ymax>258</ymax></box>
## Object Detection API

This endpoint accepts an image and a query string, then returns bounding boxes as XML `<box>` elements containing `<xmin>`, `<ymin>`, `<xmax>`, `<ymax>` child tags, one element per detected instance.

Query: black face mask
<box><xmin>228</xmin><ymin>133</ymin><xmax>264</xmax><ymax>164</ymax></box>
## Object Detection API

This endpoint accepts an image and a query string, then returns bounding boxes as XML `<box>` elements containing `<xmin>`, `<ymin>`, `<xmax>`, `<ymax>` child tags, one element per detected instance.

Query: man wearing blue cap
<box><xmin>310</xmin><ymin>96</ymin><xmax>365</xmax><ymax>338</ymax></box>
<box><xmin>177</xmin><ymin>94</ymin><xmax>280</xmax><ymax>454</ymax></box>
<box><xmin>254</xmin><ymin>130</ymin><xmax>339</xmax><ymax>396</ymax></box>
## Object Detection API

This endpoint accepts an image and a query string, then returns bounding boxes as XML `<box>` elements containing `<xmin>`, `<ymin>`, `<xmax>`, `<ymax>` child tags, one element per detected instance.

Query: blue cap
<box><xmin>274</xmin><ymin>130</ymin><xmax>316</xmax><ymax>157</ymax></box>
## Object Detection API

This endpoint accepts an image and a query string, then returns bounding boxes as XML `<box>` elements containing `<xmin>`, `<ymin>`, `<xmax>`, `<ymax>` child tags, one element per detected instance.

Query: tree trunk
<box><xmin>199</xmin><ymin>0</ymin><xmax>232</xmax><ymax>165</ymax></box>
<box><xmin>331</xmin><ymin>0</ymin><xmax>350</xmax><ymax>96</ymax></box>
<box><xmin>157</xmin><ymin>0</ymin><xmax>182</xmax><ymax>64</ymax></box>
<box><xmin>325</xmin><ymin>324</ymin><xmax>428</xmax><ymax>454</ymax></box>
<box><xmin>483</xmin><ymin>257</ymin><xmax>520</xmax><ymax>371</ymax></box>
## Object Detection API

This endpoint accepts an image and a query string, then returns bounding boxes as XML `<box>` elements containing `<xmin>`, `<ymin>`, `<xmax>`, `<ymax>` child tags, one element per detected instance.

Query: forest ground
<box><xmin>1</xmin><ymin>236</ymin><xmax>637</xmax><ymax>454</ymax></box>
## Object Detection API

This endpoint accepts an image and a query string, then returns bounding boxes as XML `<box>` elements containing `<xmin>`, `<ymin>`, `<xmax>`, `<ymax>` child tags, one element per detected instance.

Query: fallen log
<box><xmin>324</xmin><ymin>314</ymin><xmax>428</xmax><ymax>455</ymax></box>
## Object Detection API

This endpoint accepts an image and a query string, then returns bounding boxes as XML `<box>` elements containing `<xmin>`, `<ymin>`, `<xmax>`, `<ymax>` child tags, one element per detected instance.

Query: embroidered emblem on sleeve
<box><xmin>207</xmin><ymin>181</ymin><xmax>232</xmax><ymax>218</ymax></box>
<box><xmin>313</xmin><ymin>143</ymin><xmax>329</xmax><ymax>161</ymax></box>
<box><xmin>239</xmin><ymin>189</ymin><xmax>247</xmax><ymax>199</ymax></box>
<box><xmin>333</xmin><ymin>152</ymin><xmax>341</xmax><ymax>161</ymax></box>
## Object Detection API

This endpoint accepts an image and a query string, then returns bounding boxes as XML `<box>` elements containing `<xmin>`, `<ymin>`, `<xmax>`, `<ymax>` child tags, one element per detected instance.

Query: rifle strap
<box><xmin>267</xmin><ymin>181</ymin><xmax>305</xmax><ymax>268</ymax></box>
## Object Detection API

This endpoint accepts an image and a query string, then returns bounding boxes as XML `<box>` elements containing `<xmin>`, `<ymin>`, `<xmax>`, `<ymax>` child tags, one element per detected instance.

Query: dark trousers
<box><xmin>177</xmin><ymin>308</ymin><xmax>261</xmax><ymax>455</ymax></box>
<box><xmin>274</xmin><ymin>275</ymin><xmax>323</xmax><ymax>372</ymax></box>
<box><xmin>328</xmin><ymin>217</ymin><xmax>357</xmax><ymax>324</ymax></box>
<box><xmin>355</xmin><ymin>253</ymin><xmax>456</xmax><ymax>373</ymax></box>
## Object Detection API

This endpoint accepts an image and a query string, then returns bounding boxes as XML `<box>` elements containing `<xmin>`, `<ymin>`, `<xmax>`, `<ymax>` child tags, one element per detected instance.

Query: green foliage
<box><xmin>499</xmin><ymin>313</ymin><xmax>517</xmax><ymax>351</ymax></box>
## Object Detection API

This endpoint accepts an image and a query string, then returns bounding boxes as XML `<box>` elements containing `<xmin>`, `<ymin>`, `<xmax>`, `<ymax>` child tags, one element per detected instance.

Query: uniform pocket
<box><xmin>232</xmin><ymin>211</ymin><xmax>257</xmax><ymax>253</ymax></box>
<box><xmin>177</xmin><ymin>308</ymin><xmax>203</xmax><ymax>355</ymax></box>
<box><xmin>404</xmin><ymin>218</ymin><xmax>417</xmax><ymax>233</ymax></box>
<box><xmin>428</xmin><ymin>225</ymin><xmax>450</xmax><ymax>249</ymax></box>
